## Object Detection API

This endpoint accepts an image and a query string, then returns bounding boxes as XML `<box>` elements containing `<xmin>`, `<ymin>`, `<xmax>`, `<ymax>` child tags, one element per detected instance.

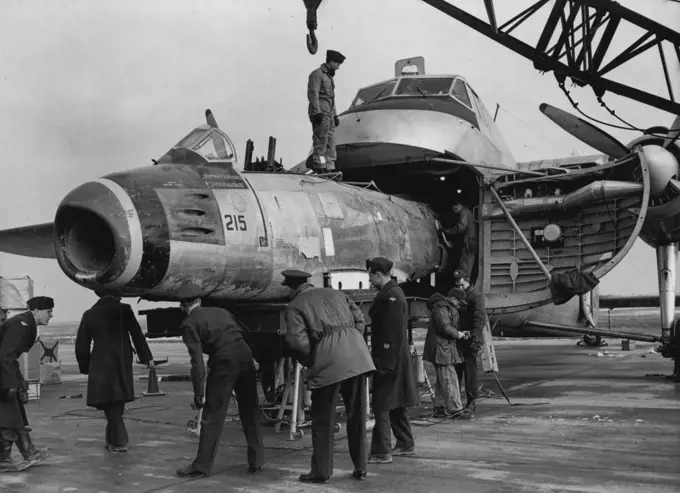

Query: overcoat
<box><xmin>368</xmin><ymin>280</ymin><xmax>419</xmax><ymax>412</ymax></box>
<box><xmin>75</xmin><ymin>297</ymin><xmax>153</xmax><ymax>409</ymax></box>
<box><xmin>284</xmin><ymin>284</ymin><xmax>375</xmax><ymax>390</ymax></box>
<box><xmin>0</xmin><ymin>311</ymin><xmax>36</xmax><ymax>429</ymax></box>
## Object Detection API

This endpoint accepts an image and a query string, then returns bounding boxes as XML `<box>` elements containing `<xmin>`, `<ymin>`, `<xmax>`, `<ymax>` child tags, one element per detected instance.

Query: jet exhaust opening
<box><xmin>56</xmin><ymin>206</ymin><xmax>117</xmax><ymax>277</ymax></box>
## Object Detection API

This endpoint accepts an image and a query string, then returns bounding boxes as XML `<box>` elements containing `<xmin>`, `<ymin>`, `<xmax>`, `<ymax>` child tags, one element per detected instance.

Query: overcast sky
<box><xmin>0</xmin><ymin>0</ymin><xmax>678</xmax><ymax>322</ymax></box>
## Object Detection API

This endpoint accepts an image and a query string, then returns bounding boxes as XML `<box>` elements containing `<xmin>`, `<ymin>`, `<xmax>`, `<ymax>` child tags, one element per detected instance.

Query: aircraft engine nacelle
<box><xmin>53</xmin><ymin>164</ymin><xmax>443</xmax><ymax>302</ymax></box>
<box><xmin>626</xmin><ymin>135</ymin><xmax>680</xmax><ymax>247</ymax></box>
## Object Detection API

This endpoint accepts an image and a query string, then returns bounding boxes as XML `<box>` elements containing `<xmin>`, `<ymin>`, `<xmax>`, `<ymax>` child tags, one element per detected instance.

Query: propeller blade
<box><xmin>669</xmin><ymin>178</ymin><xmax>680</xmax><ymax>195</ymax></box>
<box><xmin>664</xmin><ymin>115</ymin><xmax>680</xmax><ymax>149</ymax></box>
<box><xmin>539</xmin><ymin>103</ymin><xmax>629</xmax><ymax>159</ymax></box>
<box><xmin>205</xmin><ymin>109</ymin><xmax>219</xmax><ymax>129</ymax></box>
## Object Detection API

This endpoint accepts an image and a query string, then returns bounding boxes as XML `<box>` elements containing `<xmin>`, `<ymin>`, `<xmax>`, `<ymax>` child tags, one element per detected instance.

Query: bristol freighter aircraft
<box><xmin>1</xmin><ymin>56</ymin><xmax>678</xmax><ymax>376</ymax></box>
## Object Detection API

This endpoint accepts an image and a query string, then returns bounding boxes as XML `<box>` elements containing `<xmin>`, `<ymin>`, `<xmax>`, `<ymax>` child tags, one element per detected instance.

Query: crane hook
<box><xmin>306</xmin><ymin>29</ymin><xmax>318</xmax><ymax>54</ymax></box>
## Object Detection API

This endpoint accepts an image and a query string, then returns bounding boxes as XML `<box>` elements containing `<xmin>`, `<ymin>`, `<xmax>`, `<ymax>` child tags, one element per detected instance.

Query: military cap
<box><xmin>175</xmin><ymin>283</ymin><xmax>203</xmax><ymax>301</ymax></box>
<box><xmin>366</xmin><ymin>256</ymin><xmax>393</xmax><ymax>274</ymax></box>
<box><xmin>281</xmin><ymin>270</ymin><xmax>312</xmax><ymax>286</ymax></box>
<box><xmin>447</xmin><ymin>287</ymin><xmax>467</xmax><ymax>301</ymax></box>
<box><xmin>452</xmin><ymin>269</ymin><xmax>468</xmax><ymax>282</ymax></box>
<box><xmin>26</xmin><ymin>296</ymin><xmax>54</xmax><ymax>311</ymax></box>
<box><xmin>326</xmin><ymin>49</ymin><xmax>346</xmax><ymax>64</ymax></box>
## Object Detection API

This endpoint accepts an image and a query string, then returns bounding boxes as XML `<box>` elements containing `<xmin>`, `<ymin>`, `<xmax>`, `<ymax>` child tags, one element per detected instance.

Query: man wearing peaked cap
<box><xmin>175</xmin><ymin>283</ymin><xmax>203</xmax><ymax>301</ymax></box>
<box><xmin>282</xmin><ymin>267</ymin><xmax>375</xmax><ymax>483</ymax></box>
<box><xmin>365</xmin><ymin>257</ymin><xmax>393</xmax><ymax>273</ymax></box>
<box><xmin>306</xmin><ymin>48</ymin><xmax>346</xmax><ymax>173</ymax></box>
<box><xmin>0</xmin><ymin>296</ymin><xmax>54</xmax><ymax>472</ymax></box>
<box><xmin>281</xmin><ymin>270</ymin><xmax>312</xmax><ymax>286</ymax></box>
<box><xmin>175</xmin><ymin>283</ymin><xmax>264</xmax><ymax>479</ymax></box>
<box><xmin>366</xmin><ymin>257</ymin><xmax>419</xmax><ymax>464</ymax></box>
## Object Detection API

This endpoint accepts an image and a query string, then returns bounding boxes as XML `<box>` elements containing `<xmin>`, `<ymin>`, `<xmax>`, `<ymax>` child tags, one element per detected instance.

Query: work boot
<box><xmin>0</xmin><ymin>439</ymin><xmax>30</xmax><ymax>473</ymax></box>
<box><xmin>392</xmin><ymin>445</ymin><xmax>416</xmax><ymax>456</ymax></box>
<box><xmin>299</xmin><ymin>471</ymin><xmax>329</xmax><ymax>484</ymax></box>
<box><xmin>15</xmin><ymin>433</ymin><xmax>50</xmax><ymax>465</ymax></box>
<box><xmin>367</xmin><ymin>453</ymin><xmax>392</xmax><ymax>464</ymax></box>
<box><xmin>464</xmin><ymin>400</ymin><xmax>477</xmax><ymax>414</ymax></box>
<box><xmin>176</xmin><ymin>464</ymin><xmax>207</xmax><ymax>478</ymax></box>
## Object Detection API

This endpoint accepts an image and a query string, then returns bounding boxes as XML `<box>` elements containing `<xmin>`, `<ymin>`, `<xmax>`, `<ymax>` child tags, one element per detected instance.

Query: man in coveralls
<box><xmin>282</xmin><ymin>269</ymin><xmax>375</xmax><ymax>484</ymax></box>
<box><xmin>443</xmin><ymin>201</ymin><xmax>478</xmax><ymax>277</ymax></box>
<box><xmin>307</xmin><ymin>49</ymin><xmax>346</xmax><ymax>173</ymax></box>
<box><xmin>0</xmin><ymin>296</ymin><xmax>53</xmax><ymax>472</ymax></box>
<box><xmin>365</xmin><ymin>257</ymin><xmax>420</xmax><ymax>464</ymax></box>
<box><xmin>175</xmin><ymin>284</ymin><xmax>264</xmax><ymax>478</ymax></box>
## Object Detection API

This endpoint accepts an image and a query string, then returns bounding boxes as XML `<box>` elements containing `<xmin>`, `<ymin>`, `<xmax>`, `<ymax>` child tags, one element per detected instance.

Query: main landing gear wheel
<box><xmin>582</xmin><ymin>334</ymin><xmax>605</xmax><ymax>347</ymax></box>
<box><xmin>334</xmin><ymin>423</ymin><xmax>341</xmax><ymax>433</ymax></box>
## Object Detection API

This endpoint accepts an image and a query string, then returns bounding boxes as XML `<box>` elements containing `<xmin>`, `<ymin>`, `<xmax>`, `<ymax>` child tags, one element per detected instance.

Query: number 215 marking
<box><xmin>225</xmin><ymin>214</ymin><xmax>247</xmax><ymax>231</ymax></box>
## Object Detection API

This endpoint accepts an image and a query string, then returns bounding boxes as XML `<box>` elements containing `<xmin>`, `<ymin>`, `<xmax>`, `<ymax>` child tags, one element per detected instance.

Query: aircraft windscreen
<box><xmin>395</xmin><ymin>77</ymin><xmax>454</xmax><ymax>96</ymax></box>
<box><xmin>351</xmin><ymin>80</ymin><xmax>397</xmax><ymax>108</ymax></box>
<box><xmin>194</xmin><ymin>131</ymin><xmax>235</xmax><ymax>161</ymax></box>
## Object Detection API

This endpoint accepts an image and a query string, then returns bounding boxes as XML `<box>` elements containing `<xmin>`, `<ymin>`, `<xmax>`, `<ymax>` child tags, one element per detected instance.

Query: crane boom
<box><xmin>420</xmin><ymin>0</ymin><xmax>680</xmax><ymax>115</ymax></box>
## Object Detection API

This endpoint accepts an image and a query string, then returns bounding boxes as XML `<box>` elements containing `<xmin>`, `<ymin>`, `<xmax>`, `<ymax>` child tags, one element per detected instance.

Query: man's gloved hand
<box><xmin>312</xmin><ymin>113</ymin><xmax>323</xmax><ymax>125</ymax></box>
<box><xmin>334</xmin><ymin>115</ymin><xmax>340</xmax><ymax>127</ymax></box>
<box><xmin>0</xmin><ymin>388</ymin><xmax>18</xmax><ymax>402</ymax></box>
<box><xmin>191</xmin><ymin>395</ymin><xmax>204</xmax><ymax>410</ymax></box>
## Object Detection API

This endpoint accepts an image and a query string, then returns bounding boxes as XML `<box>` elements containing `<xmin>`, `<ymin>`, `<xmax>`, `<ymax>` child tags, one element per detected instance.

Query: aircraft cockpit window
<box><xmin>351</xmin><ymin>80</ymin><xmax>397</xmax><ymax>108</ymax></box>
<box><xmin>194</xmin><ymin>130</ymin><xmax>235</xmax><ymax>161</ymax></box>
<box><xmin>452</xmin><ymin>79</ymin><xmax>472</xmax><ymax>109</ymax></box>
<box><xmin>395</xmin><ymin>77</ymin><xmax>454</xmax><ymax>97</ymax></box>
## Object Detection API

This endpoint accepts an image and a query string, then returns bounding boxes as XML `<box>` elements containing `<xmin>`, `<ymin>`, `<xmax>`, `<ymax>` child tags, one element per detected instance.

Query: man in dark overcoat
<box><xmin>174</xmin><ymin>284</ymin><xmax>264</xmax><ymax>478</ymax></box>
<box><xmin>75</xmin><ymin>290</ymin><xmax>154</xmax><ymax>453</ymax></box>
<box><xmin>282</xmin><ymin>269</ymin><xmax>375</xmax><ymax>484</ymax></box>
<box><xmin>366</xmin><ymin>257</ymin><xmax>419</xmax><ymax>464</ymax></box>
<box><xmin>0</xmin><ymin>296</ymin><xmax>54</xmax><ymax>472</ymax></box>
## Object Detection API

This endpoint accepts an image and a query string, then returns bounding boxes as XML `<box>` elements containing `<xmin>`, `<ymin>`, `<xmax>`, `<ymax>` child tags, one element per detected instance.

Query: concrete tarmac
<box><xmin>1</xmin><ymin>338</ymin><xmax>678</xmax><ymax>493</ymax></box>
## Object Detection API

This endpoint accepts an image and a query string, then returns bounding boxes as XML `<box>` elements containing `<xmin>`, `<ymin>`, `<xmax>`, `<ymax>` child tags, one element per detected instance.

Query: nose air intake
<box><xmin>54</xmin><ymin>179</ymin><xmax>143</xmax><ymax>288</ymax></box>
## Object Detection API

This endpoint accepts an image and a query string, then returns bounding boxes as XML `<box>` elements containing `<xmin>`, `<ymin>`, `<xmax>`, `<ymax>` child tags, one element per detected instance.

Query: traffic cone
<box><xmin>142</xmin><ymin>367</ymin><xmax>165</xmax><ymax>396</ymax></box>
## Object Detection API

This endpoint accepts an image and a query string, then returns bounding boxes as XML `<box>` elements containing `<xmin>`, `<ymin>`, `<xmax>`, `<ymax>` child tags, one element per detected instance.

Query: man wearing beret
<box><xmin>452</xmin><ymin>270</ymin><xmax>486</xmax><ymax>415</ymax></box>
<box><xmin>307</xmin><ymin>49</ymin><xmax>345</xmax><ymax>173</ymax></box>
<box><xmin>75</xmin><ymin>289</ymin><xmax>155</xmax><ymax>453</ymax></box>
<box><xmin>0</xmin><ymin>296</ymin><xmax>53</xmax><ymax>472</ymax></box>
<box><xmin>174</xmin><ymin>284</ymin><xmax>264</xmax><ymax>478</ymax></box>
<box><xmin>365</xmin><ymin>257</ymin><xmax>419</xmax><ymax>464</ymax></box>
<box><xmin>282</xmin><ymin>269</ymin><xmax>375</xmax><ymax>484</ymax></box>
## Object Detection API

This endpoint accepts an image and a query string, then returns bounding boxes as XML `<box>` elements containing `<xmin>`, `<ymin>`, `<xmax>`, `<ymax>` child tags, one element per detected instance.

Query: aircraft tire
<box><xmin>583</xmin><ymin>334</ymin><xmax>602</xmax><ymax>347</ymax></box>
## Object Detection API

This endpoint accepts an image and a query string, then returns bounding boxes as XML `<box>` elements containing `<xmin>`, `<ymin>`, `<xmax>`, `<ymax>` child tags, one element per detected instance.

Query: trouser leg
<box><xmin>233</xmin><ymin>362</ymin><xmax>264</xmax><ymax>468</ymax></box>
<box><xmin>464</xmin><ymin>357</ymin><xmax>479</xmax><ymax>404</ymax></box>
<box><xmin>389</xmin><ymin>408</ymin><xmax>414</xmax><ymax>450</ymax></box>
<box><xmin>370</xmin><ymin>410</ymin><xmax>392</xmax><ymax>456</ymax></box>
<box><xmin>325</xmin><ymin>120</ymin><xmax>336</xmax><ymax>171</ymax></box>
<box><xmin>192</xmin><ymin>364</ymin><xmax>238</xmax><ymax>475</ymax></box>
<box><xmin>103</xmin><ymin>403</ymin><xmax>128</xmax><ymax>447</ymax></box>
<box><xmin>436</xmin><ymin>364</ymin><xmax>463</xmax><ymax>412</ymax></box>
<box><xmin>311</xmin><ymin>115</ymin><xmax>332</xmax><ymax>171</ymax></box>
<box><xmin>310</xmin><ymin>382</ymin><xmax>340</xmax><ymax>479</ymax></box>
<box><xmin>339</xmin><ymin>375</ymin><xmax>367</xmax><ymax>473</ymax></box>
<box><xmin>0</xmin><ymin>430</ymin><xmax>15</xmax><ymax>463</ymax></box>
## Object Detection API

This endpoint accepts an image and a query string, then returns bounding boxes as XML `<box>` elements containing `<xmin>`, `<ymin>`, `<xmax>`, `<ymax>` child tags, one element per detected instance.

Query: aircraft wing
<box><xmin>0</xmin><ymin>223</ymin><xmax>56</xmax><ymax>259</ymax></box>
<box><xmin>517</xmin><ymin>154</ymin><xmax>612</xmax><ymax>172</ymax></box>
